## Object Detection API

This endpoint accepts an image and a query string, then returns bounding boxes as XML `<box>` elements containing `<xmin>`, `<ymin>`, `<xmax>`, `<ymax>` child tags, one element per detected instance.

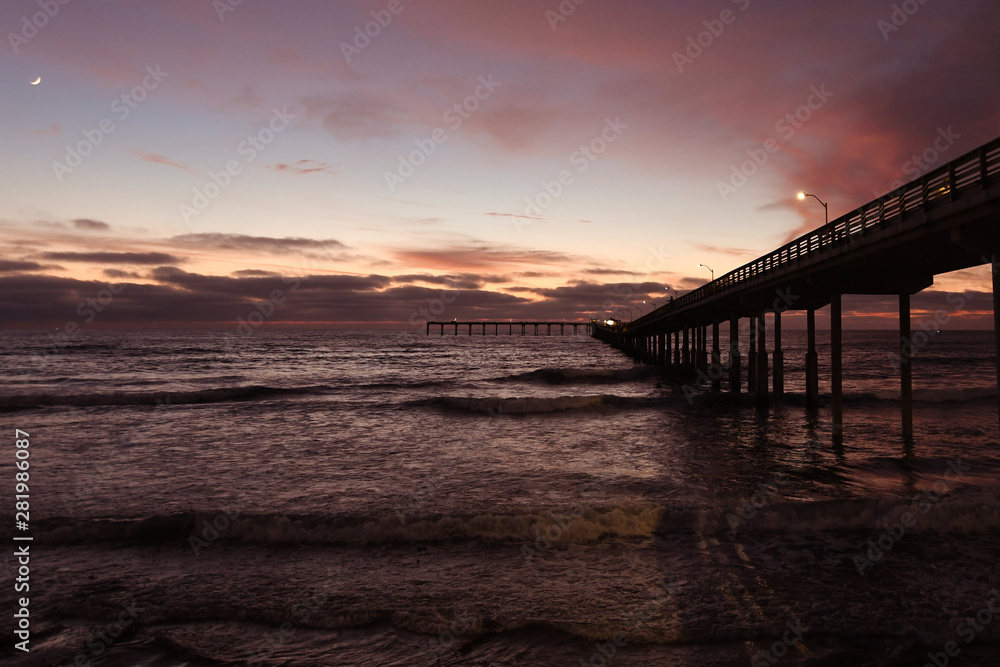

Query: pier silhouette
<box><xmin>593</xmin><ymin>136</ymin><xmax>1000</xmax><ymax>439</ymax></box>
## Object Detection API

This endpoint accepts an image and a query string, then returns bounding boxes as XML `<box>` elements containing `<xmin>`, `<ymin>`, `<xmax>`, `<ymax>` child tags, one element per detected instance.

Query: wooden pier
<box><xmin>593</xmin><ymin>135</ymin><xmax>1000</xmax><ymax>440</ymax></box>
<box><xmin>427</xmin><ymin>321</ymin><xmax>592</xmax><ymax>336</ymax></box>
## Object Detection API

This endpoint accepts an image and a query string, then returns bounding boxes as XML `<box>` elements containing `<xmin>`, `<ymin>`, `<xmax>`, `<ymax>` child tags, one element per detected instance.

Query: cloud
<box><xmin>267</xmin><ymin>159</ymin><xmax>338</xmax><ymax>175</ymax></box>
<box><xmin>0</xmin><ymin>262</ymin><xmax>991</xmax><ymax>329</ymax></box>
<box><xmin>132</xmin><ymin>151</ymin><xmax>192</xmax><ymax>172</ymax></box>
<box><xmin>232</xmin><ymin>269</ymin><xmax>281</xmax><ymax>278</ymax></box>
<box><xmin>72</xmin><ymin>218</ymin><xmax>111</xmax><ymax>231</ymax></box>
<box><xmin>33</xmin><ymin>124</ymin><xmax>62</xmax><ymax>136</ymax></box>
<box><xmin>393</xmin><ymin>273</ymin><xmax>509</xmax><ymax>290</ymax></box>
<box><xmin>169</xmin><ymin>234</ymin><xmax>348</xmax><ymax>254</ymax></box>
<box><xmin>104</xmin><ymin>269</ymin><xmax>142</xmax><ymax>279</ymax></box>
<box><xmin>299</xmin><ymin>90</ymin><xmax>415</xmax><ymax>141</ymax></box>
<box><xmin>485</xmin><ymin>211</ymin><xmax>543</xmax><ymax>222</ymax></box>
<box><xmin>40</xmin><ymin>252</ymin><xmax>182</xmax><ymax>265</ymax></box>
<box><xmin>392</xmin><ymin>242</ymin><xmax>580</xmax><ymax>272</ymax></box>
<box><xmin>0</xmin><ymin>260</ymin><xmax>50</xmax><ymax>273</ymax></box>
<box><xmin>693</xmin><ymin>244</ymin><xmax>755</xmax><ymax>258</ymax></box>
<box><xmin>582</xmin><ymin>268</ymin><xmax>637</xmax><ymax>276</ymax></box>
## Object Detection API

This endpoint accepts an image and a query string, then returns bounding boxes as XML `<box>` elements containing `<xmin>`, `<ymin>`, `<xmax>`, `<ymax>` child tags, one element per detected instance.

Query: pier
<box><xmin>427</xmin><ymin>321</ymin><xmax>592</xmax><ymax>336</ymax></box>
<box><xmin>593</xmin><ymin>135</ymin><xmax>1000</xmax><ymax>439</ymax></box>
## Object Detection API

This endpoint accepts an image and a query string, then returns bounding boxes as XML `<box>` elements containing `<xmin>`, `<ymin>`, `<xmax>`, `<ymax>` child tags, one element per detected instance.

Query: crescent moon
<box><xmin>30</xmin><ymin>76</ymin><xmax>41</xmax><ymax>85</ymax></box>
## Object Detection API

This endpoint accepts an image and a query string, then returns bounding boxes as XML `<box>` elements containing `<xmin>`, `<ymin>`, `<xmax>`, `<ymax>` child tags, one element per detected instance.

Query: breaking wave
<box><xmin>36</xmin><ymin>486</ymin><xmax>1000</xmax><ymax>548</ymax></box>
<box><xmin>496</xmin><ymin>366</ymin><xmax>658</xmax><ymax>384</ymax></box>
<box><xmin>0</xmin><ymin>384</ymin><xmax>335</xmax><ymax>408</ymax></box>
<box><xmin>412</xmin><ymin>394</ymin><xmax>662</xmax><ymax>414</ymax></box>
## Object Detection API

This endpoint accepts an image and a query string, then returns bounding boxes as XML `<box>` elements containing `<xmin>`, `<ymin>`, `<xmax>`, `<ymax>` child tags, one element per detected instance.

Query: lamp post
<box><xmin>697</xmin><ymin>263</ymin><xmax>714</xmax><ymax>281</ymax></box>
<box><xmin>797</xmin><ymin>192</ymin><xmax>828</xmax><ymax>225</ymax></box>
<box><xmin>644</xmin><ymin>299</ymin><xmax>655</xmax><ymax>310</ymax></box>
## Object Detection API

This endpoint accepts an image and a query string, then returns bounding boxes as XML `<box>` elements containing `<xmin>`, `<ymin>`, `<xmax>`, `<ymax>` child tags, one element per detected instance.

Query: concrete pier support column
<box><xmin>900</xmin><ymin>294</ymin><xmax>914</xmax><ymax>440</ymax></box>
<box><xmin>756</xmin><ymin>313</ymin><xmax>768</xmax><ymax>402</ymax></box>
<box><xmin>659</xmin><ymin>333</ymin><xmax>666</xmax><ymax>365</ymax></box>
<box><xmin>674</xmin><ymin>331</ymin><xmax>680</xmax><ymax>366</ymax></box>
<box><xmin>665</xmin><ymin>333</ymin><xmax>671</xmax><ymax>367</ymax></box>
<box><xmin>683</xmin><ymin>328</ymin><xmax>690</xmax><ymax>368</ymax></box>
<box><xmin>831</xmin><ymin>293</ymin><xmax>843</xmax><ymax>436</ymax></box>
<box><xmin>693</xmin><ymin>326</ymin><xmax>700</xmax><ymax>372</ymax></box>
<box><xmin>729</xmin><ymin>315</ymin><xmax>741</xmax><ymax>393</ymax></box>
<box><xmin>773</xmin><ymin>311</ymin><xmax>784</xmax><ymax>395</ymax></box>
<box><xmin>748</xmin><ymin>315</ymin><xmax>757</xmax><ymax>394</ymax></box>
<box><xmin>995</xmin><ymin>260</ymin><xmax>1000</xmax><ymax>437</ymax></box>
<box><xmin>701</xmin><ymin>325</ymin><xmax>710</xmax><ymax>374</ymax></box>
<box><xmin>712</xmin><ymin>321</ymin><xmax>721</xmax><ymax>392</ymax></box>
<box><xmin>806</xmin><ymin>309</ymin><xmax>819</xmax><ymax>409</ymax></box>
<box><xmin>693</xmin><ymin>326</ymin><xmax>701</xmax><ymax>373</ymax></box>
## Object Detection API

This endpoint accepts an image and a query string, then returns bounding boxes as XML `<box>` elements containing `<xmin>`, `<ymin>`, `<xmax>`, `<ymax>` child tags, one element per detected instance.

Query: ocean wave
<box><xmin>0</xmin><ymin>384</ymin><xmax>335</xmax><ymax>408</ymax></box>
<box><xmin>412</xmin><ymin>394</ymin><xmax>661</xmax><ymax>414</ymax></box>
<box><xmin>496</xmin><ymin>366</ymin><xmax>658</xmax><ymax>384</ymax></box>
<box><xmin>37</xmin><ymin>487</ymin><xmax>1000</xmax><ymax>548</ymax></box>
<box><xmin>35</xmin><ymin>504</ymin><xmax>663</xmax><ymax>547</ymax></box>
<box><xmin>657</xmin><ymin>486</ymin><xmax>1000</xmax><ymax>536</ymax></box>
<box><xmin>863</xmin><ymin>386</ymin><xmax>997</xmax><ymax>403</ymax></box>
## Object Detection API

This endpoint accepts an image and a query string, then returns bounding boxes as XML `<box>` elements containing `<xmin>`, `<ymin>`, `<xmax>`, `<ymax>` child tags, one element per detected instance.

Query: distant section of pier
<box><xmin>426</xmin><ymin>321</ymin><xmax>593</xmax><ymax>336</ymax></box>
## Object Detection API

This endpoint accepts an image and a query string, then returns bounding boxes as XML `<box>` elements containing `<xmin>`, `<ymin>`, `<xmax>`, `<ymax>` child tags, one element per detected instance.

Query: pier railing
<box><xmin>634</xmin><ymin>136</ymin><xmax>1000</xmax><ymax>325</ymax></box>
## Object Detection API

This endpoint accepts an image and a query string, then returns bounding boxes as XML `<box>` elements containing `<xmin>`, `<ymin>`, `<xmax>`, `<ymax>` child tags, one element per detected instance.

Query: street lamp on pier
<box><xmin>797</xmin><ymin>191</ymin><xmax>829</xmax><ymax>225</ymax></box>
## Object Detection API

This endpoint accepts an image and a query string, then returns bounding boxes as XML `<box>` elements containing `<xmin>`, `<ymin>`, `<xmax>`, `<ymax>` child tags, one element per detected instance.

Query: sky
<box><xmin>2</xmin><ymin>0</ymin><xmax>999</xmax><ymax>330</ymax></box>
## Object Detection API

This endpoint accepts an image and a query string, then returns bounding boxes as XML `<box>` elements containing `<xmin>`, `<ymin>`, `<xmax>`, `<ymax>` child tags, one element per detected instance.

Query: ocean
<box><xmin>1</xmin><ymin>328</ymin><xmax>999</xmax><ymax>666</ymax></box>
